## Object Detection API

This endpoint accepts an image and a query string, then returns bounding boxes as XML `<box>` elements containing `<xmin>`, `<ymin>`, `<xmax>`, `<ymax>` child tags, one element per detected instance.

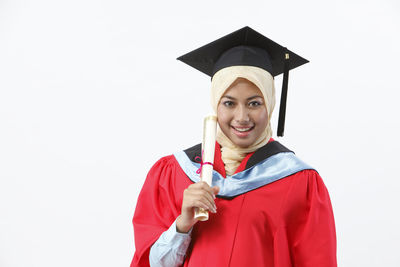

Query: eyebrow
<box><xmin>221</xmin><ymin>95</ymin><xmax>263</xmax><ymax>101</ymax></box>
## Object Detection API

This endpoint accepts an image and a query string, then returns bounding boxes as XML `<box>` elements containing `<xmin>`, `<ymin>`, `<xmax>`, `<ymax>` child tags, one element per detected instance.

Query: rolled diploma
<box><xmin>194</xmin><ymin>115</ymin><xmax>217</xmax><ymax>221</ymax></box>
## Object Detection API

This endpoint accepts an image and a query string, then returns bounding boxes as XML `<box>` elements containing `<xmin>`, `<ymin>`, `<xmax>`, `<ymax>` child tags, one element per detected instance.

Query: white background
<box><xmin>0</xmin><ymin>0</ymin><xmax>399</xmax><ymax>266</ymax></box>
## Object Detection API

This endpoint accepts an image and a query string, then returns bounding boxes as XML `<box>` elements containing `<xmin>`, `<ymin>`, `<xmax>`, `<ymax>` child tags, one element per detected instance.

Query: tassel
<box><xmin>277</xmin><ymin>50</ymin><xmax>290</xmax><ymax>137</ymax></box>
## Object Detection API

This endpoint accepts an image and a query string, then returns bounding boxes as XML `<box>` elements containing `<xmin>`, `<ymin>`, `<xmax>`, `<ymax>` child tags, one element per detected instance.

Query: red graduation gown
<box><xmin>130</xmin><ymin>142</ymin><xmax>337</xmax><ymax>267</ymax></box>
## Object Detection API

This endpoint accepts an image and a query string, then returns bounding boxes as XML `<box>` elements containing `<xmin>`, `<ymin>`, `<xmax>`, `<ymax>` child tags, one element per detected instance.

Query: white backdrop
<box><xmin>1</xmin><ymin>0</ymin><xmax>399</xmax><ymax>266</ymax></box>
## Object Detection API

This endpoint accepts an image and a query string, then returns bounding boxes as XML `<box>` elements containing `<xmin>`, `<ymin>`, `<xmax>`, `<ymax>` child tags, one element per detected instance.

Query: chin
<box><xmin>231</xmin><ymin>139</ymin><xmax>254</xmax><ymax>148</ymax></box>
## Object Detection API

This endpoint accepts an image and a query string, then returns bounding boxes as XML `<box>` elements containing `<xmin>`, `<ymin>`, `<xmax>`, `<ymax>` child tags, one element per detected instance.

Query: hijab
<box><xmin>210</xmin><ymin>66</ymin><xmax>276</xmax><ymax>175</ymax></box>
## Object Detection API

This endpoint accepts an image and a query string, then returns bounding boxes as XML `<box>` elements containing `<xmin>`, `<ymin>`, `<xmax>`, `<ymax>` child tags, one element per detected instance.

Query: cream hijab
<box><xmin>210</xmin><ymin>66</ymin><xmax>276</xmax><ymax>175</ymax></box>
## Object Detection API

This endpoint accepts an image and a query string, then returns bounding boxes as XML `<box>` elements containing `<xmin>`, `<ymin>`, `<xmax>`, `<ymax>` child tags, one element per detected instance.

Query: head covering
<box><xmin>210</xmin><ymin>66</ymin><xmax>275</xmax><ymax>175</ymax></box>
<box><xmin>177</xmin><ymin>26</ymin><xmax>309</xmax><ymax>136</ymax></box>
<box><xmin>177</xmin><ymin>26</ymin><xmax>308</xmax><ymax>174</ymax></box>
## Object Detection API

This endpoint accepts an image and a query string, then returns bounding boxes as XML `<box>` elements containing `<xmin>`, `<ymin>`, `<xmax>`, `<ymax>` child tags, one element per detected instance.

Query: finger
<box><xmin>192</xmin><ymin>199</ymin><xmax>216</xmax><ymax>213</ymax></box>
<box><xmin>185</xmin><ymin>183</ymin><xmax>217</xmax><ymax>209</ymax></box>
<box><xmin>203</xmin><ymin>192</ymin><xmax>217</xmax><ymax>212</ymax></box>
<box><xmin>212</xmin><ymin>186</ymin><xmax>220</xmax><ymax>195</ymax></box>
<box><xmin>185</xmin><ymin>189</ymin><xmax>216</xmax><ymax>212</ymax></box>
<box><xmin>187</xmin><ymin>182</ymin><xmax>215</xmax><ymax>199</ymax></box>
<box><xmin>196</xmin><ymin>181</ymin><xmax>216</xmax><ymax>196</ymax></box>
<box><xmin>196</xmin><ymin>184</ymin><xmax>218</xmax><ymax>201</ymax></box>
<box><xmin>194</xmin><ymin>190</ymin><xmax>216</xmax><ymax>211</ymax></box>
<box><xmin>185</xmin><ymin>189</ymin><xmax>216</xmax><ymax>211</ymax></box>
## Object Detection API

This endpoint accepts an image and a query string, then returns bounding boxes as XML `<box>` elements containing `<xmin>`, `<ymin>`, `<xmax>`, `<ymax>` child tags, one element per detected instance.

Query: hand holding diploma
<box><xmin>176</xmin><ymin>182</ymin><xmax>219</xmax><ymax>233</ymax></box>
<box><xmin>176</xmin><ymin>115</ymin><xmax>218</xmax><ymax>233</ymax></box>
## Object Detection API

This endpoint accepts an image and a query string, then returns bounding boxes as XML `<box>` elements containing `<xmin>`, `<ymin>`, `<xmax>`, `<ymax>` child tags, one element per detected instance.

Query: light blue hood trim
<box><xmin>173</xmin><ymin>150</ymin><xmax>314</xmax><ymax>198</ymax></box>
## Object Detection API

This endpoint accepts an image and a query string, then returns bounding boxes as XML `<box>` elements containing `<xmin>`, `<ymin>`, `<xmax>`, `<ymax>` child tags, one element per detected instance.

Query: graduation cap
<box><xmin>177</xmin><ymin>26</ymin><xmax>309</xmax><ymax>137</ymax></box>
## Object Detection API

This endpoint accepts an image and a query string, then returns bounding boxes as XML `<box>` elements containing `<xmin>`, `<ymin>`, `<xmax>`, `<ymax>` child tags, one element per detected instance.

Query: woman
<box><xmin>130</xmin><ymin>26</ymin><xmax>337</xmax><ymax>267</ymax></box>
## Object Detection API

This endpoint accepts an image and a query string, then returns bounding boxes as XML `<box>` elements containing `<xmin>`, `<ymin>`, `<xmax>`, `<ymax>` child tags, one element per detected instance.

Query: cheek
<box><xmin>217</xmin><ymin>114</ymin><xmax>228</xmax><ymax>127</ymax></box>
<box><xmin>255</xmin><ymin>109</ymin><xmax>269</xmax><ymax>126</ymax></box>
<box><xmin>217</xmin><ymin>106</ymin><xmax>232</xmax><ymax>128</ymax></box>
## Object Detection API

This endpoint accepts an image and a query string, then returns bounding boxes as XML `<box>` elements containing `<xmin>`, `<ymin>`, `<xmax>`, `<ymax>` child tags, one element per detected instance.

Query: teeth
<box><xmin>234</xmin><ymin>127</ymin><xmax>252</xmax><ymax>132</ymax></box>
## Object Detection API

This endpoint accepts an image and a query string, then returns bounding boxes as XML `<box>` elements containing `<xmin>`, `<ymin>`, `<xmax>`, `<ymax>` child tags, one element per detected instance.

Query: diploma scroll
<box><xmin>194</xmin><ymin>115</ymin><xmax>217</xmax><ymax>221</ymax></box>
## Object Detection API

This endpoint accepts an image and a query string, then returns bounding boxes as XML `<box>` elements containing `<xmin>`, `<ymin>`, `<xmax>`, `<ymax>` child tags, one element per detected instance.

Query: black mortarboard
<box><xmin>177</xmin><ymin>26</ymin><xmax>309</xmax><ymax>137</ymax></box>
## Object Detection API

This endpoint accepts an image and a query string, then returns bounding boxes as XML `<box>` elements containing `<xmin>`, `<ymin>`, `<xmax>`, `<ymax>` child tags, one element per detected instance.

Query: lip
<box><xmin>231</xmin><ymin>125</ymin><xmax>254</xmax><ymax>137</ymax></box>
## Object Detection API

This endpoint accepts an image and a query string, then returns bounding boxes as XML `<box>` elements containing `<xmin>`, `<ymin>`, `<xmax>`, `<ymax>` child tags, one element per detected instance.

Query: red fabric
<box><xmin>130</xmin><ymin>143</ymin><xmax>337</xmax><ymax>267</ymax></box>
<box><xmin>212</xmin><ymin>142</ymin><xmax>226</xmax><ymax>177</ymax></box>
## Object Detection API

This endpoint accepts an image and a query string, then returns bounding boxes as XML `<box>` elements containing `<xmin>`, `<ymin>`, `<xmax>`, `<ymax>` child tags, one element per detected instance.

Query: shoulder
<box><xmin>152</xmin><ymin>154</ymin><xmax>177</xmax><ymax>167</ymax></box>
<box><xmin>250</xmin><ymin>140</ymin><xmax>324</xmax><ymax>190</ymax></box>
<box><xmin>279</xmin><ymin>169</ymin><xmax>330</xmax><ymax>220</ymax></box>
<box><xmin>145</xmin><ymin>151</ymin><xmax>195</xmax><ymax>189</ymax></box>
<box><xmin>144</xmin><ymin>155</ymin><xmax>180</xmax><ymax>186</ymax></box>
<box><xmin>146</xmin><ymin>154</ymin><xmax>175</xmax><ymax>171</ymax></box>
<box><xmin>290</xmin><ymin>168</ymin><xmax>322</xmax><ymax>184</ymax></box>
<box><xmin>147</xmin><ymin>153</ymin><xmax>182</xmax><ymax>175</ymax></box>
<box><xmin>284</xmin><ymin>169</ymin><xmax>331</xmax><ymax>209</ymax></box>
<box><xmin>246</xmin><ymin>140</ymin><xmax>294</xmax><ymax>169</ymax></box>
<box><xmin>244</xmin><ymin>141</ymin><xmax>316</xmax><ymax>181</ymax></box>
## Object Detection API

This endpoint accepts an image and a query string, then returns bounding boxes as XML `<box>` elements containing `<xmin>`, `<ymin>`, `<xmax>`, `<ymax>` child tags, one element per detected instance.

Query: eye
<box><xmin>249</xmin><ymin>101</ymin><xmax>262</xmax><ymax>107</ymax></box>
<box><xmin>222</xmin><ymin>100</ymin><xmax>235</xmax><ymax>107</ymax></box>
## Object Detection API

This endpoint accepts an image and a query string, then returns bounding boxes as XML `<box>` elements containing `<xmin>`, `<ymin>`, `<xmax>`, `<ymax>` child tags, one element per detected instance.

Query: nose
<box><xmin>234</xmin><ymin>104</ymin><xmax>250</xmax><ymax>123</ymax></box>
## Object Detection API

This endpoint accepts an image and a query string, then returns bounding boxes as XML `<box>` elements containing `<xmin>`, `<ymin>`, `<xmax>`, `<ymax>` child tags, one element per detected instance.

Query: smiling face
<box><xmin>217</xmin><ymin>78</ymin><xmax>269</xmax><ymax>148</ymax></box>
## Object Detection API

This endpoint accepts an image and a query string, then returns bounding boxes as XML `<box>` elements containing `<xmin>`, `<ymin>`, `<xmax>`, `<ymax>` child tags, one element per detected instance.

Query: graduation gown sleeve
<box><xmin>282</xmin><ymin>170</ymin><xmax>337</xmax><ymax>266</ymax></box>
<box><xmin>149</xmin><ymin>219</ymin><xmax>192</xmax><ymax>266</ymax></box>
<box><xmin>130</xmin><ymin>156</ymin><xmax>190</xmax><ymax>267</ymax></box>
